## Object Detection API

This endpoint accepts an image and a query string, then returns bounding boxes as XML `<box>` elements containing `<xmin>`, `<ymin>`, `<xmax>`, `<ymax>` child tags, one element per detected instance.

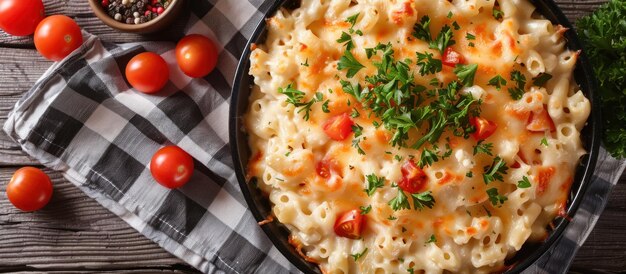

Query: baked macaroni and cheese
<box><xmin>244</xmin><ymin>0</ymin><xmax>590</xmax><ymax>273</ymax></box>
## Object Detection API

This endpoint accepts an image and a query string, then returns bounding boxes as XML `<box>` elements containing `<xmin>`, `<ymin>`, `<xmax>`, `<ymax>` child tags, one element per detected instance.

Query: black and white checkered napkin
<box><xmin>2</xmin><ymin>1</ymin><xmax>624</xmax><ymax>273</ymax></box>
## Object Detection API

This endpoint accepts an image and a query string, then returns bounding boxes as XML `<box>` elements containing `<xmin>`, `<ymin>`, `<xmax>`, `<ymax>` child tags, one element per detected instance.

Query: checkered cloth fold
<box><xmin>2</xmin><ymin>1</ymin><xmax>624</xmax><ymax>273</ymax></box>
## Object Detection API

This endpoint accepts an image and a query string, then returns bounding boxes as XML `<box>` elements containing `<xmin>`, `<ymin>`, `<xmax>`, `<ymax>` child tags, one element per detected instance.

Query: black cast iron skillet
<box><xmin>229</xmin><ymin>1</ymin><xmax>601</xmax><ymax>273</ymax></box>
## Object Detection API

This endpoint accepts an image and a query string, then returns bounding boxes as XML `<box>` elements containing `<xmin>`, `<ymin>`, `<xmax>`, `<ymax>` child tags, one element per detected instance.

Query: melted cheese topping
<box><xmin>245</xmin><ymin>0</ymin><xmax>590</xmax><ymax>273</ymax></box>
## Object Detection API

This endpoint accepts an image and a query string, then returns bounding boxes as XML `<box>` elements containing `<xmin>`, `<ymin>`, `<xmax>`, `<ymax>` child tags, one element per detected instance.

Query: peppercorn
<box><xmin>102</xmin><ymin>0</ymin><xmax>170</xmax><ymax>25</ymax></box>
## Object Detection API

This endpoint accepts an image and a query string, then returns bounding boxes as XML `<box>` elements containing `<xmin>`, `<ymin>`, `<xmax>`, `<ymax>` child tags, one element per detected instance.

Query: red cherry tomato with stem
<box><xmin>34</xmin><ymin>15</ymin><xmax>83</xmax><ymax>61</ymax></box>
<box><xmin>470</xmin><ymin>117</ymin><xmax>497</xmax><ymax>140</ymax></box>
<box><xmin>334</xmin><ymin>209</ymin><xmax>366</xmax><ymax>239</ymax></box>
<box><xmin>125</xmin><ymin>52</ymin><xmax>170</xmax><ymax>94</ymax></box>
<box><xmin>150</xmin><ymin>146</ymin><xmax>194</xmax><ymax>189</ymax></box>
<box><xmin>175</xmin><ymin>34</ymin><xmax>219</xmax><ymax>78</ymax></box>
<box><xmin>398</xmin><ymin>160</ymin><xmax>428</xmax><ymax>193</ymax></box>
<box><xmin>322</xmin><ymin>113</ymin><xmax>354</xmax><ymax>141</ymax></box>
<box><xmin>6</xmin><ymin>167</ymin><xmax>53</xmax><ymax>212</ymax></box>
<box><xmin>0</xmin><ymin>0</ymin><xmax>44</xmax><ymax>36</ymax></box>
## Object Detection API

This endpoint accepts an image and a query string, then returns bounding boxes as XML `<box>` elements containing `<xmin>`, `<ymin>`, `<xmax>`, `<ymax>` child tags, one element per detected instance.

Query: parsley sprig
<box><xmin>486</xmin><ymin>187</ymin><xmax>508</xmax><ymax>207</ymax></box>
<box><xmin>482</xmin><ymin>156</ymin><xmax>508</xmax><ymax>184</ymax></box>
<box><xmin>364</xmin><ymin>174</ymin><xmax>385</xmax><ymax>196</ymax></box>
<box><xmin>278</xmin><ymin>84</ymin><xmax>323</xmax><ymax>120</ymax></box>
<box><xmin>388</xmin><ymin>184</ymin><xmax>435</xmax><ymax>211</ymax></box>
<box><xmin>338</xmin><ymin>50</ymin><xmax>365</xmax><ymax>78</ymax></box>
<box><xmin>508</xmin><ymin>70</ymin><xmax>527</xmax><ymax>100</ymax></box>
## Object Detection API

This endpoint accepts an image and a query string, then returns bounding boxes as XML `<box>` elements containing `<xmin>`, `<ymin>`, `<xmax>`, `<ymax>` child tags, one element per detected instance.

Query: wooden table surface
<box><xmin>0</xmin><ymin>0</ymin><xmax>623</xmax><ymax>273</ymax></box>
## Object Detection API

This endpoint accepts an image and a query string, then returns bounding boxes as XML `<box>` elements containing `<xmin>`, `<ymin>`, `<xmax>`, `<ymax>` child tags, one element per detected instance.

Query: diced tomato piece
<box><xmin>316</xmin><ymin>157</ymin><xmax>342</xmax><ymax>179</ymax></box>
<box><xmin>322</xmin><ymin>113</ymin><xmax>354</xmax><ymax>141</ymax></box>
<box><xmin>398</xmin><ymin>160</ymin><xmax>427</xmax><ymax>193</ymax></box>
<box><xmin>334</xmin><ymin>209</ymin><xmax>366</xmax><ymax>239</ymax></box>
<box><xmin>442</xmin><ymin>47</ymin><xmax>465</xmax><ymax>67</ymax></box>
<box><xmin>527</xmin><ymin>106</ymin><xmax>556</xmax><ymax>132</ymax></box>
<box><xmin>470</xmin><ymin>117</ymin><xmax>497</xmax><ymax>140</ymax></box>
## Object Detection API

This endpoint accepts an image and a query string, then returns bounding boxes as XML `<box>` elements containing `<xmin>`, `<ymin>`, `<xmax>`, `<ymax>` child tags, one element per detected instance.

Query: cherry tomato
<box><xmin>322</xmin><ymin>113</ymin><xmax>354</xmax><ymax>141</ymax></box>
<box><xmin>0</xmin><ymin>0</ymin><xmax>44</xmax><ymax>36</ymax></box>
<box><xmin>150</xmin><ymin>146</ymin><xmax>194</xmax><ymax>189</ymax></box>
<box><xmin>527</xmin><ymin>106</ymin><xmax>556</xmax><ymax>132</ymax></box>
<box><xmin>442</xmin><ymin>47</ymin><xmax>465</xmax><ymax>67</ymax></box>
<box><xmin>398</xmin><ymin>160</ymin><xmax>427</xmax><ymax>193</ymax></box>
<box><xmin>6</xmin><ymin>167</ymin><xmax>53</xmax><ymax>212</ymax></box>
<box><xmin>125</xmin><ymin>52</ymin><xmax>169</xmax><ymax>94</ymax></box>
<box><xmin>34</xmin><ymin>15</ymin><xmax>83</xmax><ymax>61</ymax></box>
<box><xmin>470</xmin><ymin>116</ymin><xmax>497</xmax><ymax>140</ymax></box>
<box><xmin>334</xmin><ymin>209</ymin><xmax>366</xmax><ymax>239</ymax></box>
<box><xmin>175</xmin><ymin>34</ymin><xmax>218</xmax><ymax>78</ymax></box>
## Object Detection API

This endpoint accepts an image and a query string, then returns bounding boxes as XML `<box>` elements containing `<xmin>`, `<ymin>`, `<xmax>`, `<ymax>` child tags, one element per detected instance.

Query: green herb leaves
<box><xmin>454</xmin><ymin>64</ymin><xmax>479</xmax><ymax>86</ymax></box>
<box><xmin>338</xmin><ymin>50</ymin><xmax>365</xmax><ymax>78</ymax></box>
<box><xmin>577</xmin><ymin>0</ymin><xmax>626</xmax><ymax>158</ymax></box>
<box><xmin>517</xmin><ymin>176</ymin><xmax>532</xmax><ymax>188</ymax></box>
<box><xmin>389</xmin><ymin>185</ymin><xmax>435</xmax><ymax>211</ymax></box>
<box><xmin>416</xmin><ymin>51</ymin><xmax>442</xmax><ymax>76</ymax></box>
<box><xmin>278</xmin><ymin>84</ymin><xmax>324</xmax><ymax>120</ymax></box>
<box><xmin>532</xmin><ymin>73</ymin><xmax>552</xmax><ymax>87</ymax></box>
<box><xmin>482</xmin><ymin>156</ymin><xmax>508</xmax><ymax>184</ymax></box>
<box><xmin>411</xmin><ymin>16</ymin><xmax>456</xmax><ymax>55</ymax></box>
<box><xmin>364</xmin><ymin>174</ymin><xmax>385</xmax><ymax>196</ymax></box>
<box><xmin>487</xmin><ymin>75</ymin><xmax>507</xmax><ymax>90</ymax></box>
<box><xmin>508</xmin><ymin>70</ymin><xmax>526</xmax><ymax>100</ymax></box>
<box><xmin>486</xmin><ymin>187</ymin><xmax>507</xmax><ymax>207</ymax></box>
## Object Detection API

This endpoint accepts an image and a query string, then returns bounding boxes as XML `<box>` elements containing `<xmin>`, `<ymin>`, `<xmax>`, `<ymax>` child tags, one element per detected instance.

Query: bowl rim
<box><xmin>229</xmin><ymin>0</ymin><xmax>602</xmax><ymax>273</ymax></box>
<box><xmin>87</xmin><ymin>0</ymin><xmax>181</xmax><ymax>32</ymax></box>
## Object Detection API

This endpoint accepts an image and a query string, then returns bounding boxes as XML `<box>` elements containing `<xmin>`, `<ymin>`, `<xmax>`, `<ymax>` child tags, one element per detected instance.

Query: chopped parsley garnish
<box><xmin>454</xmin><ymin>63</ymin><xmax>479</xmax><ymax>86</ymax></box>
<box><xmin>412</xmin><ymin>191</ymin><xmax>435</xmax><ymax>210</ymax></box>
<box><xmin>517</xmin><ymin>176</ymin><xmax>532</xmax><ymax>188</ymax></box>
<box><xmin>352</xmin><ymin>138</ymin><xmax>366</xmax><ymax>155</ymax></box>
<box><xmin>473</xmin><ymin>140</ymin><xmax>494</xmax><ymax>156</ymax></box>
<box><xmin>278</xmin><ymin>84</ymin><xmax>321</xmax><ymax>120</ymax></box>
<box><xmin>488</xmin><ymin>75</ymin><xmax>507</xmax><ymax>91</ymax></box>
<box><xmin>482</xmin><ymin>156</ymin><xmax>508</xmax><ymax>184</ymax></box>
<box><xmin>468</xmin><ymin>42</ymin><xmax>475</xmax><ymax>47</ymax></box>
<box><xmin>430</xmin><ymin>25</ymin><xmax>456</xmax><ymax>55</ymax></box>
<box><xmin>412</xmin><ymin>16</ymin><xmax>432</xmax><ymax>42</ymax></box>
<box><xmin>425</xmin><ymin>234</ymin><xmax>437</xmax><ymax>244</ymax></box>
<box><xmin>389</xmin><ymin>186</ymin><xmax>411</xmax><ymax>211</ymax></box>
<box><xmin>337</xmin><ymin>31</ymin><xmax>355</xmax><ymax>50</ymax></box>
<box><xmin>407</xmin><ymin>268</ymin><xmax>415</xmax><ymax>274</ymax></box>
<box><xmin>418</xmin><ymin>148</ymin><xmax>439</xmax><ymax>168</ymax></box>
<box><xmin>429</xmin><ymin>77</ymin><xmax>440</xmax><ymax>86</ymax></box>
<box><xmin>301</xmin><ymin>58</ymin><xmax>309</xmax><ymax>67</ymax></box>
<box><xmin>532</xmin><ymin>73</ymin><xmax>553</xmax><ymax>87</ymax></box>
<box><xmin>338</xmin><ymin>50</ymin><xmax>365</xmax><ymax>78</ymax></box>
<box><xmin>388</xmin><ymin>215</ymin><xmax>398</xmax><ymax>220</ymax></box>
<box><xmin>493</xmin><ymin>8</ymin><xmax>504</xmax><ymax>20</ymax></box>
<box><xmin>346</xmin><ymin>13</ymin><xmax>359</xmax><ymax>29</ymax></box>
<box><xmin>322</xmin><ymin>100</ymin><xmax>330</xmax><ymax>113</ymax></box>
<box><xmin>364</xmin><ymin>174</ymin><xmax>385</xmax><ymax>196</ymax></box>
<box><xmin>466</xmin><ymin>33</ymin><xmax>476</xmax><ymax>40</ymax></box>
<box><xmin>510</xmin><ymin>70</ymin><xmax>527</xmax><ymax>87</ymax></box>
<box><xmin>360</xmin><ymin>205</ymin><xmax>372</xmax><ymax>215</ymax></box>
<box><xmin>508</xmin><ymin>87</ymin><xmax>525</xmax><ymax>100</ymax></box>
<box><xmin>395</xmin><ymin>154</ymin><xmax>403</xmax><ymax>161</ymax></box>
<box><xmin>351</xmin><ymin>247</ymin><xmax>368</xmax><ymax>261</ymax></box>
<box><xmin>351</xmin><ymin>108</ymin><xmax>361</xmax><ymax>118</ymax></box>
<box><xmin>540</xmin><ymin>137</ymin><xmax>549</xmax><ymax>146</ymax></box>
<box><xmin>452</xmin><ymin>21</ymin><xmax>461</xmax><ymax>31</ymax></box>
<box><xmin>416</xmin><ymin>51</ymin><xmax>443</xmax><ymax>76</ymax></box>
<box><xmin>508</xmin><ymin>70</ymin><xmax>527</xmax><ymax>100</ymax></box>
<box><xmin>486</xmin><ymin>187</ymin><xmax>508</xmax><ymax>207</ymax></box>
<box><xmin>466</xmin><ymin>171</ymin><xmax>473</xmax><ymax>178</ymax></box>
<box><xmin>447</xmin><ymin>11</ymin><xmax>453</xmax><ymax>19</ymax></box>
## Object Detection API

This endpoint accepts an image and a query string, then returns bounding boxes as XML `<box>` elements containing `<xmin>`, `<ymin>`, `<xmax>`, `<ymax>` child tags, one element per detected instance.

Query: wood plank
<box><xmin>0</xmin><ymin>0</ymin><xmax>623</xmax><ymax>272</ymax></box>
<box><xmin>0</xmin><ymin>167</ymin><xmax>193</xmax><ymax>271</ymax></box>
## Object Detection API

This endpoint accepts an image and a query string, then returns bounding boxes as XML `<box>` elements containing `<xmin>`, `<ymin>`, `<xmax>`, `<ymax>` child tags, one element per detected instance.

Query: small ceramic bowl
<box><xmin>88</xmin><ymin>0</ymin><xmax>184</xmax><ymax>33</ymax></box>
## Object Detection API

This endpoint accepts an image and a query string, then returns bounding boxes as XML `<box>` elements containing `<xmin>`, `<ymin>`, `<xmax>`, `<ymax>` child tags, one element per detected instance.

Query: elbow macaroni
<box><xmin>244</xmin><ymin>0</ymin><xmax>590</xmax><ymax>273</ymax></box>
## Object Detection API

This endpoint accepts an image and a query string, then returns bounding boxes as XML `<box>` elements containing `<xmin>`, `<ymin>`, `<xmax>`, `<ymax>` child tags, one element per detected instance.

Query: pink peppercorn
<box><xmin>101</xmin><ymin>0</ymin><xmax>109</xmax><ymax>7</ymax></box>
<box><xmin>157</xmin><ymin>7</ymin><xmax>164</xmax><ymax>14</ymax></box>
<box><xmin>152</xmin><ymin>7</ymin><xmax>157</xmax><ymax>13</ymax></box>
<box><xmin>144</xmin><ymin>10</ymin><xmax>151</xmax><ymax>16</ymax></box>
